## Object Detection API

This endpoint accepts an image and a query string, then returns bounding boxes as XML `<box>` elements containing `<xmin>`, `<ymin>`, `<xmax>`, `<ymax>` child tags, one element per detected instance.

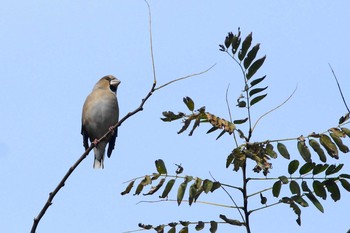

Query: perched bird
<box><xmin>81</xmin><ymin>75</ymin><xmax>120</xmax><ymax>169</ymax></box>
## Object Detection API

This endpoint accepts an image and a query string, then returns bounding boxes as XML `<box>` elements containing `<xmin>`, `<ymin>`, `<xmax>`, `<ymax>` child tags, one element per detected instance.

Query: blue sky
<box><xmin>1</xmin><ymin>1</ymin><xmax>350</xmax><ymax>233</ymax></box>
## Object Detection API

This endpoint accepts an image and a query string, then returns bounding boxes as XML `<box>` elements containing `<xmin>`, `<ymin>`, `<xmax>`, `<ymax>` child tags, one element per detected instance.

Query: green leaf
<box><xmin>224</xmin><ymin>32</ymin><xmax>233</xmax><ymax>48</ymax></box>
<box><xmin>238</xmin><ymin>32</ymin><xmax>252</xmax><ymax>61</ymax></box>
<box><xmin>312</xmin><ymin>164</ymin><xmax>329</xmax><ymax>176</ymax></box>
<box><xmin>183</xmin><ymin>96</ymin><xmax>195</xmax><ymax>111</ymax></box>
<box><xmin>155</xmin><ymin>159</ymin><xmax>168</xmax><ymax>174</ymax></box>
<box><xmin>249</xmin><ymin>86</ymin><xmax>268</xmax><ymax>97</ymax></box>
<box><xmin>279</xmin><ymin>176</ymin><xmax>289</xmax><ymax>184</ymax></box>
<box><xmin>178</xmin><ymin>118</ymin><xmax>191</xmax><ymax>134</ymax></box>
<box><xmin>189</xmin><ymin>117</ymin><xmax>200</xmax><ymax>136</ymax></box>
<box><xmin>332</xmin><ymin>164</ymin><xmax>344</xmax><ymax>174</ymax></box>
<box><xmin>305</xmin><ymin>193</ymin><xmax>324</xmax><ymax>213</ymax></box>
<box><xmin>237</xmin><ymin>100</ymin><xmax>247</xmax><ymax>108</ymax></box>
<box><xmin>299</xmin><ymin>162</ymin><xmax>315</xmax><ymax>175</ymax></box>
<box><xmin>168</xmin><ymin>222</ymin><xmax>178</xmax><ymax>227</ymax></box>
<box><xmin>246</xmin><ymin>55</ymin><xmax>266</xmax><ymax>80</ymax></box>
<box><xmin>168</xmin><ymin>227</ymin><xmax>176</xmax><ymax>233</ymax></box>
<box><xmin>330</xmin><ymin>133</ymin><xmax>350</xmax><ymax>153</ymax></box>
<box><xmin>320</xmin><ymin>134</ymin><xmax>339</xmax><ymax>159</ymax></box>
<box><xmin>244</xmin><ymin>43</ymin><xmax>260</xmax><ymax>69</ymax></box>
<box><xmin>292</xmin><ymin>195</ymin><xmax>309</xmax><ymax>207</ymax></box>
<box><xmin>231</xmin><ymin>28</ymin><xmax>241</xmax><ymax>54</ymax></box>
<box><xmin>260</xmin><ymin>192</ymin><xmax>267</xmax><ymax>204</ymax></box>
<box><xmin>121</xmin><ymin>180</ymin><xmax>135</xmax><ymax>195</ymax></box>
<box><xmin>277</xmin><ymin>142</ymin><xmax>290</xmax><ymax>159</ymax></box>
<box><xmin>211</xmin><ymin>182</ymin><xmax>221</xmax><ymax>192</ymax></box>
<box><xmin>226</xmin><ymin>153</ymin><xmax>234</xmax><ymax>168</ymax></box>
<box><xmin>219</xmin><ymin>215</ymin><xmax>243</xmax><ymax>226</ymax></box>
<box><xmin>195</xmin><ymin>221</ymin><xmax>205</xmax><ymax>231</ymax></box>
<box><xmin>339</xmin><ymin>113</ymin><xmax>350</xmax><ymax>124</ymax></box>
<box><xmin>313</xmin><ymin>180</ymin><xmax>327</xmax><ymax>200</ymax></box>
<box><xmin>216</xmin><ymin>130</ymin><xmax>226</xmax><ymax>140</ymax></box>
<box><xmin>301</xmin><ymin>181</ymin><xmax>310</xmax><ymax>192</ymax></box>
<box><xmin>289</xmin><ymin>180</ymin><xmax>301</xmax><ymax>195</ymax></box>
<box><xmin>160</xmin><ymin>179</ymin><xmax>175</xmax><ymax>198</ymax></box>
<box><xmin>250</xmin><ymin>75</ymin><xmax>266</xmax><ymax>87</ymax></box>
<box><xmin>203</xmin><ymin>179</ymin><xmax>213</xmax><ymax>194</ymax></box>
<box><xmin>209</xmin><ymin>221</ymin><xmax>218</xmax><ymax>233</ymax></box>
<box><xmin>340</xmin><ymin>174</ymin><xmax>350</xmax><ymax>179</ymax></box>
<box><xmin>144</xmin><ymin>178</ymin><xmax>166</xmax><ymax>196</ymax></box>
<box><xmin>155</xmin><ymin>225</ymin><xmax>164</xmax><ymax>232</ymax></box>
<box><xmin>266</xmin><ymin>143</ymin><xmax>277</xmax><ymax>159</ymax></box>
<box><xmin>180</xmin><ymin>221</ymin><xmax>190</xmax><ymax>227</ymax></box>
<box><xmin>189</xmin><ymin>183</ymin><xmax>197</xmax><ymax>206</ymax></box>
<box><xmin>233</xmin><ymin>118</ymin><xmax>248</xmax><ymax>124</ymax></box>
<box><xmin>134</xmin><ymin>182</ymin><xmax>144</xmax><ymax>195</ymax></box>
<box><xmin>340</xmin><ymin>179</ymin><xmax>350</xmax><ymax>192</ymax></box>
<box><xmin>161</xmin><ymin>111</ymin><xmax>185</xmax><ymax>122</ymax></box>
<box><xmin>297</xmin><ymin>141</ymin><xmax>312</xmax><ymax>162</ymax></box>
<box><xmin>250</xmin><ymin>94</ymin><xmax>267</xmax><ymax>106</ymax></box>
<box><xmin>138</xmin><ymin>223</ymin><xmax>152</xmax><ymax>230</ymax></box>
<box><xmin>326</xmin><ymin>164</ymin><xmax>343</xmax><ymax>176</ymax></box>
<box><xmin>179</xmin><ymin>226</ymin><xmax>188</xmax><ymax>233</ymax></box>
<box><xmin>177</xmin><ymin>180</ymin><xmax>188</xmax><ymax>205</ymax></box>
<box><xmin>207</xmin><ymin>126</ymin><xmax>219</xmax><ymax>134</ymax></box>
<box><xmin>324</xmin><ymin>179</ymin><xmax>341</xmax><ymax>201</ymax></box>
<box><xmin>272</xmin><ymin>181</ymin><xmax>282</xmax><ymax>197</ymax></box>
<box><xmin>288</xmin><ymin>160</ymin><xmax>300</xmax><ymax>175</ymax></box>
<box><xmin>341</xmin><ymin>127</ymin><xmax>350</xmax><ymax>137</ymax></box>
<box><xmin>309</xmin><ymin>139</ymin><xmax>327</xmax><ymax>162</ymax></box>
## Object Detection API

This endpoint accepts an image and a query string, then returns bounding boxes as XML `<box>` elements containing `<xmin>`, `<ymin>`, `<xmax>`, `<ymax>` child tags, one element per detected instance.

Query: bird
<box><xmin>81</xmin><ymin>75</ymin><xmax>120</xmax><ymax>169</ymax></box>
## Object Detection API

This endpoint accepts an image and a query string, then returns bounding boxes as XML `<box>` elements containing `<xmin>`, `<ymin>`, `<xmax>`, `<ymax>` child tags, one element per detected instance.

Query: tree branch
<box><xmin>329</xmin><ymin>63</ymin><xmax>350</xmax><ymax>113</ymax></box>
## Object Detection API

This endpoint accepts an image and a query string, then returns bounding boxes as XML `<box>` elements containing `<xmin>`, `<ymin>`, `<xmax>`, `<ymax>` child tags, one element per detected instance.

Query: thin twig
<box><xmin>249</xmin><ymin>200</ymin><xmax>281</xmax><ymax>214</ymax></box>
<box><xmin>329</xmin><ymin>63</ymin><xmax>350</xmax><ymax>113</ymax></box>
<box><xmin>251</xmin><ymin>85</ymin><xmax>297</xmax><ymax>133</ymax></box>
<box><xmin>226</xmin><ymin>84</ymin><xmax>233</xmax><ymax>122</ymax></box>
<box><xmin>225</xmin><ymin>84</ymin><xmax>239</xmax><ymax>147</ymax></box>
<box><xmin>209</xmin><ymin>172</ymin><xmax>245</xmax><ymax>223</ymax></box>
<box><xmin>144</xmin><ymin>0</ymin><xmax>156</xmax><ymax>84</ymax></box>
<box><xmin>154</xmin><ymin>64</ymin><xmax>216</xmax><ymax>91</ymax></box>
<box><xmin>136</xmin><ymin>199</ymin><xmax>240</xmax><ymax>209</ymax></box>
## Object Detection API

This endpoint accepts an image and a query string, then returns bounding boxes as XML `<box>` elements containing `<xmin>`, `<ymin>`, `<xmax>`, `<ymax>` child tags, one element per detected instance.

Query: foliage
<box><xmin>122</xmin><ymin>28</ymin><xmax>350</xmax><ymax>232</ymax></box>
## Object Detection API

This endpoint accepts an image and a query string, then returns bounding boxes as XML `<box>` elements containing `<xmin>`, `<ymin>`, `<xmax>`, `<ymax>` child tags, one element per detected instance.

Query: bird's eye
<box><xmin>110</xmin><ymin>85</ymin><xmax>116</xmax><ymax>92</ymax></box>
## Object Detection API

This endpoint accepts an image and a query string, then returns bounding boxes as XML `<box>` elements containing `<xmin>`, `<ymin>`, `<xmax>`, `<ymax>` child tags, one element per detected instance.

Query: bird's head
<box><xmin>94</xmin><ymin>75</ymin><xmax>121</xmax><ymax>93</ymax></box>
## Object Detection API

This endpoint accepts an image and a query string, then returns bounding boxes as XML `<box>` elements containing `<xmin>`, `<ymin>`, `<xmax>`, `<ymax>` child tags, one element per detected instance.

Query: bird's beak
<box><xmin>110</xmin><ymin>79</ymin><xmax>121</xmax><ymax>87</ymax></box>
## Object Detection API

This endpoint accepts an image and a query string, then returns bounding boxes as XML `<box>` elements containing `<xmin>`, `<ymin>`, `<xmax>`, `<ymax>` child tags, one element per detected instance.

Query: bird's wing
<box><xmin>81</xmin><ymin>124</ymin><xmax>90</xmax><ymax>150</ymax></box>
<box><xmin>107</xmin><ymin>127</ymin><xmax>118</xmax><ymax>158</ymax></box>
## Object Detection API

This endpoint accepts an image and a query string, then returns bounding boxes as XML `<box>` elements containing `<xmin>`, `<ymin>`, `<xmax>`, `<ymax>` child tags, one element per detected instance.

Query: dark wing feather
<box><xmin>107</xmin><ymin>128</ymin><xmax>118</xmax><ymax>158</ymax></box>
<box><xmin>81</xmin><ymin>125</ymin><xmax>90</xmax><ymax>150</ymax></box>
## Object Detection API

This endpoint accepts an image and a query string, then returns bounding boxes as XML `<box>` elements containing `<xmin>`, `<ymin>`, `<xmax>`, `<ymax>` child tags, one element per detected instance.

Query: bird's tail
<box><xmin>93</xmin><ymin>144</ymin><xmax>106</xmax><ymax>169</ymax></box>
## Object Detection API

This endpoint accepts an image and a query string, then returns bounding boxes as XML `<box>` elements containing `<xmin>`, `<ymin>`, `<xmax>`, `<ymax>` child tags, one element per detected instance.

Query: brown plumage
<box><xmin>81</xmin><ymin>75</ymin><xmax>120</xmax><ymax>169</ymax></box>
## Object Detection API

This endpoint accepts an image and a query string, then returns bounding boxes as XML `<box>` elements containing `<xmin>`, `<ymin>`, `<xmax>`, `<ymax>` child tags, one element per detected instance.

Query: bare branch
<box><xmin>154</xmin><ymin>63</ymin><xmax>216</xmax><ymax>91</ymax></box>
<box><xmin>144</xmin><ymin>0</ymin><xmax>156</xmax><ymax>84</ymax></box>
<box><xmin>136</xmin><ymin>199</ymin><xmax>239</xmax><ymax>209</ymax></box>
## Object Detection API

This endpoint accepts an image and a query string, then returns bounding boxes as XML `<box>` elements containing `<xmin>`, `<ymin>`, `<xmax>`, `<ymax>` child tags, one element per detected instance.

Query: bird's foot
<box><xmin>92</xmin><ymin>139</ymin><xmax>100</xmax><ymax>146</ymax></box>
<box><xmin>109</xmin><ymin>126</ymin><xmax>115</xmax><ymax>134</ymax></box>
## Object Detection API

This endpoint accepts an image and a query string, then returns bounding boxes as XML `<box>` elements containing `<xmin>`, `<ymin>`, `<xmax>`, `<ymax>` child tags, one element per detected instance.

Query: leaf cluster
<box><xmin>121</xmin><ymin>160</ymin><xmax>221</xmax><ymax>206</ymax></box>
<box><xmin>162</xmin><ymin>97</ymin><xmax>236</xmax><ymax>139</ymax></box>
<box><xmin>138</xmin><ymin>215</ymin><xmax>243</xmax><ymax>233</ymax></box>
